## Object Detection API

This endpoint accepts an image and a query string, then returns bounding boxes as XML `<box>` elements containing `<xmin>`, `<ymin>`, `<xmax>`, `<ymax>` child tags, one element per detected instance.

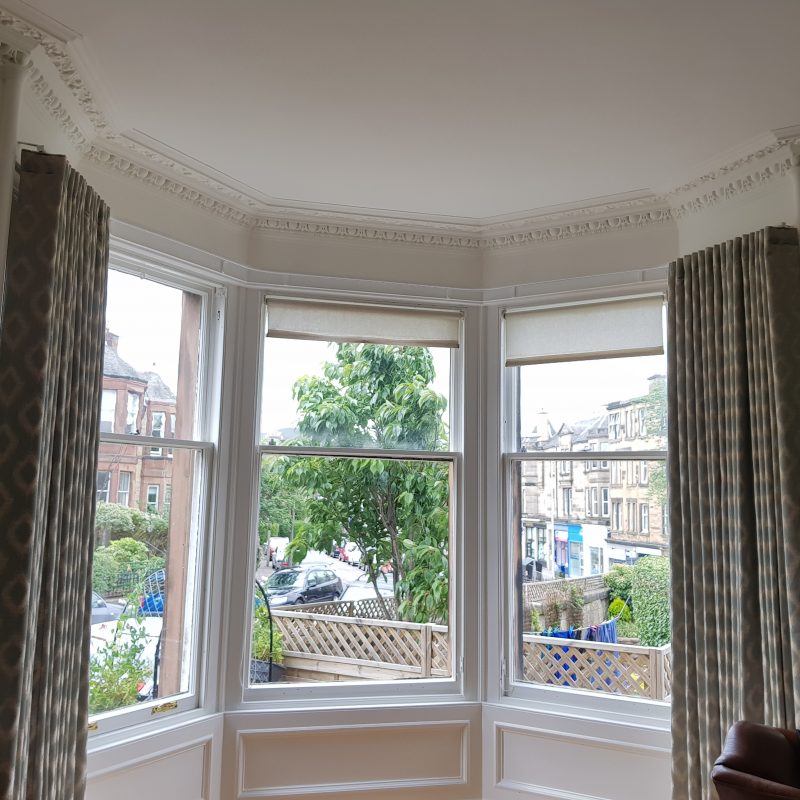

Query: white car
<box><xmin>342</xmin><ymin>541</ymin><xmax>363</xmax><ymax>566</ymax></box>
<box><xmin>340</xmin><ymin>584</ymin><xmax>393</xmax><ymax>602</ymax></box>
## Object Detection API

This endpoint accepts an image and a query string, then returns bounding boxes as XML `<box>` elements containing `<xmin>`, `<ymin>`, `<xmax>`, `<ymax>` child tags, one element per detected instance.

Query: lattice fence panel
<box><xmin>663</xmin><ymin>648</ymin><xmax>672</xmax><ymax>698</ymax></box>
<box><xmin>274</xmin><ymin>612</ymin><xmax>424</xmax><ymax>669</ymax></box>
<box><xmin>283</xmin><ymin>597</ymin><xmax>397</xmax><ymax>620</ymax></box>
<box><xmin>522</xmin><ymin>635</ymin><xmax>668</xmax><ymax>699</ymax></box>
<box><xmin>430</xmin><ymin>627</ymin><xmax>450</xmax><ymax>676</ymax></box>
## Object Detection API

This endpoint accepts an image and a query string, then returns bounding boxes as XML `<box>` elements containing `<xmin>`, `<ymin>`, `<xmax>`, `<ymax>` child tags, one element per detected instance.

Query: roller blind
<box><xmin>266</xmin><ymin>299</ymin><xmax>461</xmax><ymax>348</ymax></box>
<box><xmin>504</xmin><ymin>296</ymin><xmax>663</xmax><ymax>366</ymax></box>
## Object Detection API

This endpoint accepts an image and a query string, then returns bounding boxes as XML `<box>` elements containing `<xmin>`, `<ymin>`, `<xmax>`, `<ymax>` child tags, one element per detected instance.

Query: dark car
<box><xmin>91</xmin><ymin>591</ymin><xmax>125</xmax><ymax>624</ymax></box>
<box><xmin>264</xmin><ymin>566</ymin><xmax>342</xmax><ymax>607</ymax></box>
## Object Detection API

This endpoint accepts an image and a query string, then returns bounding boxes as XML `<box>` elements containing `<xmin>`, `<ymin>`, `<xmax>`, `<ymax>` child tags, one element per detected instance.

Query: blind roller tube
<box><xmin>267</xmin><ymin>299</ymin><xmax>461</xmax><ymax>348</ymax></box>
<box><xmin>505</xmin><ymin>296</ymin><xmax>663</xmax><ymax>366</ymax></box>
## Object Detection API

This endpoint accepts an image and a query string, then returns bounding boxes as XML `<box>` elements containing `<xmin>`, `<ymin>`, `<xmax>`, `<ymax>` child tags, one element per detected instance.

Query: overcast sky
<box><xmin>106</xmin><ymin>269</ymin><xmax>665</xmax><ymax>441</ymax></box>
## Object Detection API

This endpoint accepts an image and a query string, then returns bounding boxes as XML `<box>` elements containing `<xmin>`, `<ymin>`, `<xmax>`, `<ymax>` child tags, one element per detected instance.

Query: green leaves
<box><xmin>630</xmin><ymin>557</ymin><xmax>670</xmax><ymax>646</ymax></box>
<box><xmin>260</xmin><ymin>343</ymin><xmax>451</xmax><ymax>623</ymax></box>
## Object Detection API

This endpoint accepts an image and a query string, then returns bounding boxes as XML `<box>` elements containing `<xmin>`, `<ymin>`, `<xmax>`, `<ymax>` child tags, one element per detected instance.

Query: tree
<box><xmin>258</xmin><ymin>458</ymin><xmax>310</xmax><ymax>546</ymax></box>
<box><xmin>273</xmin><ymin>344</ymin><xmax>450</xmax><ymax>623</ymax></box>
<box><xmin>95</xmin><ymin>502</ymin><xmax>134</xmax><ymax>546</ymax></box>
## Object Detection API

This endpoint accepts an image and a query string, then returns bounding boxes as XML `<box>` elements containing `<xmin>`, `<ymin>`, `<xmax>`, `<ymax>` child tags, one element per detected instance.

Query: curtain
<box><xmin>0</xmin><ymin>151</ymin><xmax>109</xmax><ymax>800</ymax></box>
<box><xmin>668</xmin><ymin>226</ymin><xmax>800</xmax><ymax>800</ymax></box>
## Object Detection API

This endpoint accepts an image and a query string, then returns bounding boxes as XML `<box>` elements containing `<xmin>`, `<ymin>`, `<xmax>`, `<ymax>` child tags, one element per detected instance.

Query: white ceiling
<box><xmin>11</xmin><ymin>0</ymin><xmax>800</xmax><ymax>219</ymax></box>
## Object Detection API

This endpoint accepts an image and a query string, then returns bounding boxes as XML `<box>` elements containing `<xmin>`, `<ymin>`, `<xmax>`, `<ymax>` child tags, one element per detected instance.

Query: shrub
<box><xmin>631</xmin><ymin>556</ymin><xmax>670</xmax><ymax>646</ymax></box>
<box><xmin>88</xmin><ymin>619</ymin><xmax>150</xmax><ymax>714</ymax></box>
<box><xmin>530</xmin><ymin>606</ymin><xmax>541</xmax><ymax>633</ymax></box>
<box><xmin>607</xmin><ymin>596</ymin><xmax>632</xmax><ymax>623</ymax></box>
<box><xmin>604</xmin><ymin>564</ymin><xmax>634</xmax><ymax>605</ymax></box>
<box><xmin>92</xmin><ymin>538</ymin><xmax>165</xmax><ymax>597</ymax></box>
<box><xmin>541</xmin><ymin>592</ymin><xmax>562</xmax><ymax>629</ymax></box>
<box><xmin>251</xmin><ymin>605</ymin><xmax>284</xmax><ymax>664</ymax></box>
<box><xmin>616</xmin><ymin>619</ymin><xmax>639</xmax><ymax>640</ymax></box>
<box><xmin>564</xmin><ymin>585</ymin><xmax>584</xmax><ymax>629</ymax></box>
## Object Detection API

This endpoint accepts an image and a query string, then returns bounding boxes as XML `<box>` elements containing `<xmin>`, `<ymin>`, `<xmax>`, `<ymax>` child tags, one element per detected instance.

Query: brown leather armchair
<box><xmin>711</xmin><ymin>721</ymin><xmax>800</xmax><ymax>799</ymax></box>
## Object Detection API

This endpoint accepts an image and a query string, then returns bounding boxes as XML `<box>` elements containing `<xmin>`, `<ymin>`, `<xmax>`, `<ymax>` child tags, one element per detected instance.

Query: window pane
<box><xmin>513</xmin><ymin>459</ymin><xmax>670</xmax><ymax>700</ymax></box>
<box><xmin>261</xmin><ymin>337</ymin><xmax>451</xmax><ymax>450</ymax></box>
<box><xmin>517</xmin><ymin>354</ymin><xmax>667</xmax><ymax>453</ymax></box>
<box><xmin>90</xmin><ymin>444</ymin><xmax>205</xmax><ymax>716</ymax></box>
<box><xmin>102</xmin><ymin>270</ymin><xmax>202</xmax><ymax>441</ymax></box>
<box><xmin>251</xmin><ymin>454</ymin><xmax>452</xmax><ymax>685</ymax></box>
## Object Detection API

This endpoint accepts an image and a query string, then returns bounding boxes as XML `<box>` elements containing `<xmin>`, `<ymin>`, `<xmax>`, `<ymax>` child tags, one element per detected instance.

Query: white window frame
<box><xmin>150</xmin><ymin>411</ymin><xmax>166</xmax><ymax>456</ymax></box>
<box><xmin>125</xmin><ymin>391</ymin><xmax>140</xmax><ymax>434</ymax></box>
<box><xmin>146</xmin><ymin>484</ymin><xmax>160</xmax><ymax>512</ymax></box>
<box><xmin>601</xmin><ymin>487</ymin><xmax>609</xmax><ymax>517</ymax></box>
<box><xmin>88</xmin><ymin>246</ymin><xmax>224</xmax><ymax>740</ymax></box>
<box><xmin>117</xmin><ymin>470</ymin><xmax>131</xmax><ymax>506</ymax></box>
<box><xmin>96</xmin><ymin>470</ymin><xmax>111</xmax><ymax>503</ymax></box>
<box><xmin>100</xmin><ymin>389</ymin><xmax>116</xmax><ymax>433</ymax></box>
<box><xmin>640</xmin><ymin>502</ymin><xmax>650</xmax><ymax>533</ymax></box>
<box><xmin>237</xmin><ymin>292</ymin><xmax>468</xmax><ymax>707</ymax></box>
<box><xmin>499</xmin><ymin>291</ymin><xmax>669</xmax><ymax>727</ymax></box>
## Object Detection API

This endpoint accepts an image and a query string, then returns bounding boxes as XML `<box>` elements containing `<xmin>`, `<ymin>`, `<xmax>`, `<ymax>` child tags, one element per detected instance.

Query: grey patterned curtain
<box><xmin>668</xmin><ymin>226</ymin><xmax>800</xmax><ymax>800</ymax></box>
<box><xmin>0</xmin><ymin>151</ymin><xmax>109</xmax><ymax>800</ymax></box>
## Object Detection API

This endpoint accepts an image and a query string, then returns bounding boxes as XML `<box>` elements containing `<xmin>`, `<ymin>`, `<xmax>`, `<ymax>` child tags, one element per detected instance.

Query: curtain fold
<box><xmin>0</xmin><ymin>150</ymin><xmax>109</xmax><ymax>800</ymax></box>
<box><xmin>669</xmin><ymin>226</ymin><xmax>800</xmax><ymax>800</ymax></box>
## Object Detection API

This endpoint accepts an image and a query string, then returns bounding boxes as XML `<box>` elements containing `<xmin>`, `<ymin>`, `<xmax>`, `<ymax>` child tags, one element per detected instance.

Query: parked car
<box><xmin>340</xmin><ymin>541</ymin><xmax>363</xmax><ymax>566</ymax></box>
<box><xmin>339</xmin><ymin>583</ymin><xmax>394</xmax><ymax>602</ymax></box>
<box><xmin>263</xmin><ymin>566</ymin><xmax>342</xmax><ymax>607</ymax></box>
<box><xmin>91</xmin><ymin>591</ymin><xmax>125</xmax><ymax>625</ymax></box>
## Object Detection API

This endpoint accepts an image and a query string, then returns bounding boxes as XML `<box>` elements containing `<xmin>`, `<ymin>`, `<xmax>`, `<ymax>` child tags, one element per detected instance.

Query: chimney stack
<box><xmin>105</xmin><ymin>329</ymin><xmax>119</xmax><ymax>351</ymax></box>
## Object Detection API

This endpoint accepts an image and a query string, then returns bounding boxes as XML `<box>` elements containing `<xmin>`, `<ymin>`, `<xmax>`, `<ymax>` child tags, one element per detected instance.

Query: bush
<box><xmin>530</xmin><ymin>606</ymin><xmax>541</xmax><ymax>633</ymax></box>
<box><xmin>616</xmin><ymin>619</ymin><xmax>639</xmax><ymax>640</ymax></box>
<box><xmin>251</xmin><ymin>605</ymin><xmax>284</xmax><ymax>663</ymax></box>
<box><xmin>631</xmin><ymin>556</ymin><xmax>670</xmax><ymax>646</ymax></box>
<box><xmin>88</xmin><ymin>619</ymin><xmax>150</xmax><ymax>714</ymax></box>
<box><xmin>92</xmin><ymin>538</ymin><xmax>165</xmax><ymax>597</ymax></box>
<box><xmin>541</xmin><ymin>592</ymin><xmax>562</xmax><ymax>629</ymax></box>
<box><xmin>607</xmin><ymin>596</ymin><xmax>632</xmax><ymax>623</ymax></box>
<box><xmin>604</xmin><ymin>564</ymin><xmax>634</xmax><ymax>605</ymax></box>
<box><xmin>564</xmin><ymin>584</ymin><xmax>584</xmax><ymax>629</ymax></box>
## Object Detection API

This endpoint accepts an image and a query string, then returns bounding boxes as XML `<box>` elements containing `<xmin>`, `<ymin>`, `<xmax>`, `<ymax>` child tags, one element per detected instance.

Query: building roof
<box><xmin>142</xmin><ymin>372</ymin><xmax>176</xmax><ymax>404</ymax></box>
<box><xmin>103</xmin><ymin>344</ymin><xmax>147</xmax><ymax>383</ymax></box>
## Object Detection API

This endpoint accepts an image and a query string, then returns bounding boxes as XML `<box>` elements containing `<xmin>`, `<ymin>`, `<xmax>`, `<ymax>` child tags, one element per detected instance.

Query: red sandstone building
<box><xmin>96</xmin><ymin>331</ymin><xmax>176</xmax><ymax>514</ymax></box>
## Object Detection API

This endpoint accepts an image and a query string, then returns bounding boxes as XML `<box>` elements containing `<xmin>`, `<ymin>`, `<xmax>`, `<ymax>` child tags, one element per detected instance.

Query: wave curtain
<box><xmin>0</xmin><ymin>150</ymin><xmax>109</xmax><ymax>800</ymax></box>
<box><xmin>668</xmin><ymin>227</ymin><xmax>800</xmax><ymax>800</ymax></box>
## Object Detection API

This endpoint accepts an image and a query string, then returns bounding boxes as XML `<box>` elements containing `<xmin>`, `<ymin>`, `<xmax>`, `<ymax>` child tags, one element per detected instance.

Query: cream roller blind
<box><xmin>504</xmin><ymin>296</ymin><xmax>663</xmax><ymax>366</ymax></box>
<box><xmin>266</xmin><ymin>299</ymin><xmax>461</xmax><ymax>348</ymax></box>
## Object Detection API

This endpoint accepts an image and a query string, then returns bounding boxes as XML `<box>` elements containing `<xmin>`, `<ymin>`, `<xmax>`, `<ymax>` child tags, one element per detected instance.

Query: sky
<box><xmin>105</xmin><ymin>268</ymin><xmax>665</xmax><ymax>442</ymax></box>
<box><xmin>105</xmin><ymin>270</ymin><xmax>183</xmax><ymax>392</ymax></box>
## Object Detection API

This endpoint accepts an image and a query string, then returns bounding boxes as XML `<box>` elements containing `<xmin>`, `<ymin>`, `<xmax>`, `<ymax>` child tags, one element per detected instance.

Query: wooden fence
<box><xmin>287</xmin><ymin>596</ymin><xmax>398</xmax><ymax>621</ymax></box>
<box><xmin>272</xmin><ymin>609</ymin><xmax>449</xmax><ymax>680</ymax></box>
<box><xmin>522</xmin><ymin>633</ymin><xmax>671</xmax><ymax>700</ymax></box>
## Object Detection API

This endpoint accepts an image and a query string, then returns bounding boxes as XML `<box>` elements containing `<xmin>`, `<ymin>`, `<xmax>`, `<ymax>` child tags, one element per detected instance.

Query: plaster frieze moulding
<box><xmin>6</xmin><ymin>6</ymin><xmax>800</xmax><ymax>252</ymax></box>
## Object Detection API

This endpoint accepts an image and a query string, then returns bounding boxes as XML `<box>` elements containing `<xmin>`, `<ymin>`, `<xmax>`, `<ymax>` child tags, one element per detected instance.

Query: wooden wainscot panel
<box><xmin>86</xmin><ymin>741</ymin><xmax>208</xmax><ymax>800</ymax></box>
<box><xmin>494</xmin><ymin>723</ymin><xmax>670</xmax><ymax>800</ymax></box>
<box><xmin>239</xmin><ymin>721</ymin><xmax>468</xmax><ymax>796</ymax></box>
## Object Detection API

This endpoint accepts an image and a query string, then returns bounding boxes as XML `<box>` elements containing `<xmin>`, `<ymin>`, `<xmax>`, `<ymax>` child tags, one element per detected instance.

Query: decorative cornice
<box><xmin>0</xmin><ymin>8</ymin><xmax>109</xmax><ymax>132</ymax></box>
<box><xmin>26</xmin><ymin>65</ymin><xmax>88</xmax><ymax>150</ymax></box>
<box><xmin>6</xmin><ymin>6</ymin><xmax>800</xmax><ymax>252</ymax></box>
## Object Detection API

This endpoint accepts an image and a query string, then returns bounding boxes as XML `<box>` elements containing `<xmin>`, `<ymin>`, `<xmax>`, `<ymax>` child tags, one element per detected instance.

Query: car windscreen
<box><xmin>266</xmin><ymin>570</ymin><xmax>304</xmax><ymax>588</ymax></box>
